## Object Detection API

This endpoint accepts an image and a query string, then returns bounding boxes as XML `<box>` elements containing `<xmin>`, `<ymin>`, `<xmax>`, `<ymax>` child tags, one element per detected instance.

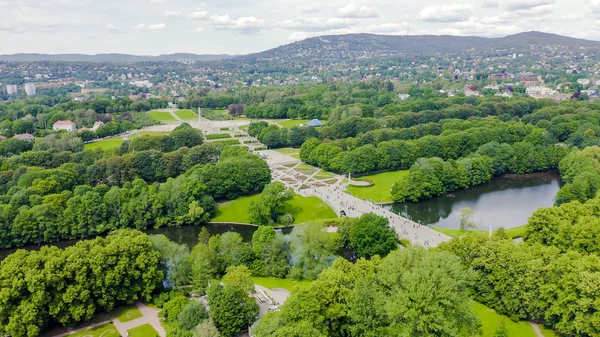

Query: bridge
<box><xmin>261</xmin><ymin>150</ymin><xmax>451</xmax><ymax>248</ymax></box>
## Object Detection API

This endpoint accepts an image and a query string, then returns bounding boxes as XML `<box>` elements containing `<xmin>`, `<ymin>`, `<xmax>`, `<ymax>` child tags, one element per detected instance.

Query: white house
<box><xmin>53</xmin><ymin>120</ymin><xmax>77</xmax><ymax>131</ymax></box>
<box><xmin>92</xmin><ymin>121</ymin><xmax>104</xmax><ymax>131</ymax></box>
<box><xmin>526</xmin><ymin>86</ymin><xmax>557</xmax><ymax>96</ymax></box>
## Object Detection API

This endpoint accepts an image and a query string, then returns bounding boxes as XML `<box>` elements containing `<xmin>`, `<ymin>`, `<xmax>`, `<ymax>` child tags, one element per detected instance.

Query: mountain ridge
<box><xmin>1</xmin><ymin>31</ymin><xmax>598</xmax><ymax>63</ymax></box>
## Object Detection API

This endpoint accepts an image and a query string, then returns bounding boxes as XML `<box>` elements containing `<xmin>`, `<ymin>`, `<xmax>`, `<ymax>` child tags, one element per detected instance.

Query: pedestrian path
<box><xmin>260</xmin><ymin>150</ymin><xmax>451</xmax><ymax>247</ymax></box>
<box><xmin>112</xmin><ymin>301</ymin><xmax>166</xmax><ymax>337</ymax></box>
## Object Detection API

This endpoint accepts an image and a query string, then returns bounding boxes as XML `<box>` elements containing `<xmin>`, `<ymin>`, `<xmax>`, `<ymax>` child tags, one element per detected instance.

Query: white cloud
<box><xmin>417</xmin><ymin>4</ymin><xmax>474</xmax><ymax>22</ymax></box>
<box><xmin>0</xmin><ymin>23</ymin><xmax>26</xmax><ymax>34</ymax></box>
<box><xmin>195</xmin><ymin>27</ymin><xmax>204</xmax><ymax>32</ymax></box>
<box><xmin>281</xmin><ymin>17</ymin><xmax>356</xmax><ymax>31</ymax></box>
<box><xmin>480</xmin><ymin>0</ymin><xmax>499</xmax><ymax>8</ymax></box>
<box><xmin>500</xmin><ymin>4</ymin><xmax>553</xmax><ymax>19</ymax></box>
<box><xmin>367</xmin><ymin>22</ymin><xmax>404</xmax><ymax>33</ymax></box>
<box><xmin>210</xmin><ymin>14</ymin><xmax>266</xmax><ymax>33</ymax></box>
<box><xmin>106</xmin><ymin>24</ymin><xmax>118</xmax><ymax>32</ymax></box>
<box><xmin>504</xmin><ymin>0</ymin><xmax>555</xmax><ymax>11</ymax></box>
<box><xmin>337</xmin><ymin>4</ymin><xmax>378</xmax><ymax>19</ymax></box>
<box><xmin>438</xmin><ymin>16</ymin><xmax>522</xmax><ymax>36</ymax></box>
<box><xmin>164</xmin><ymin>10</ymin><xmax>182</xmax><ymax>17</ymax></box>
<box><xmin>133</xmin><ymin>23</ymin><xmax>145</xmax><ymax>30</ymax></box>
<box><xmin>288</xmin><ymin>31</ymin><xmax>312</xmax><ymax>40</ymax></box>
<box><xmin>148</xmin><ymin>23</ymin><xmax>167</xmax><ymax>31</ymax></box>
<box><xmin>189</xmin><ymin>10</ymin><xmax>209</xmax><ymax>20</ymax></box>
<box><xmin>301</xmin><ymin>6</ymin><xmax>319</xmax><ymax>14</ymax></box>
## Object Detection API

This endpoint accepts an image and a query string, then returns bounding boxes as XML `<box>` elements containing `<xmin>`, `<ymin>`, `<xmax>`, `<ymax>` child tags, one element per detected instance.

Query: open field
<box><xmin>346</xmin><ymin>170</ymin><xmax>409</xmax><ymax>203</ymax></box>
<box><xmin>174</xmin><ymin>109</ymin><xmax>198</xmax><ymax>120</ymax></box>
<box><xmin>129</xmin><ymin>131</ymin><xmax>170</xmax><ymax>140</ymax></box>
<box><xmin>433</xmin><ymin>225</ymin><xmax>528</xmax><ymax>239</ymax></box>
<box><xmin>149</xmin><ymin>111</ymin><xmax>176</xmax><ymax>122</ymax></box>
<box><xmin>127</xmin><ymin>324</ymin><xmax>158</xmax><ymax>337</ymax></box>
<box><xmin>84</xmin><ymin>138</ymin><xmax>124</xmax><ymax>150</ymax></box>
<box><xmin>212</xmin><ymin>194</ymin><xmax>336</xmax><ymax>224</ymax></box>
<box><xmin>253</xmin><ymin>277</ymin><xmax>313</xmax><ymax>294</ymax></box>
<box><xmin>277</xmin><ymin>119</ymin><xmax>312</xmax><ymax>128</ymax></box>
<box><xmin>66</xmin><ymin>323</ymin><xmax>119</xmax><ymax>337</ymax></box>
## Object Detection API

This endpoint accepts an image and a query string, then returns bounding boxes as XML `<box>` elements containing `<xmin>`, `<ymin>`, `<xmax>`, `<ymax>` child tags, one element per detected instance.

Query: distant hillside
<box><xmin>0</xmin><ymin>53</ymin><xmax>233</xmax><ymax>63</ymax></box>
<box><xmin>2</xmin><ymin>31</ymin><xmax>599</xmax><ymax>64</ymax></box>
<box><xmin>240</xmin><ymin>31</ymin><xmax>600</xmax><ymax>62</ymax></box>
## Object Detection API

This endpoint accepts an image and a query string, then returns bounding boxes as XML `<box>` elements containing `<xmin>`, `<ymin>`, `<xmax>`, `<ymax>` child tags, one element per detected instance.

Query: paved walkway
<box><xmin>53</xmin><ymin>320</ymin><xmax>113</xmax><ymax>337</ymax></box>
<box><xmin>530</xmin><ymin>322</ymin><xmax>545</xmax><ymax>337</ymax></box>
<box><xmin>260</xmin><ymin>150</ymin><xmax>451</xmax><ymax>247</ymax></box>
<box><xmin>112</xmin><ymin>301</ymin><xmax>166</xmax><ymax>337</ymax></box>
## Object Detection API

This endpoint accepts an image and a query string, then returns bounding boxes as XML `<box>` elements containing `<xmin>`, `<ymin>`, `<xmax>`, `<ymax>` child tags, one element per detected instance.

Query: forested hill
<box><xmin>241</xmin><ymin>31</ymin><xmax>600</xmax><ymax>62</ymax></box>
<box><xmin>0</xmin><ymin>53</ymin><xmax>233</xmax><ymax>63</ymax></box>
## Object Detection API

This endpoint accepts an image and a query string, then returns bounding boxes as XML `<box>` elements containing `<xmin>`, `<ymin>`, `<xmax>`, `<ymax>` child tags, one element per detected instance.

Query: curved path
<box><xmin>260</xmin><ymin>150</ymin><xmax>451</xmax><ymax>247</ymax></box>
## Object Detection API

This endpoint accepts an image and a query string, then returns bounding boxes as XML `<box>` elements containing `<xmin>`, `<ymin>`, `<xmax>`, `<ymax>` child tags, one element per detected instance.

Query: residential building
<box><xmin>53</xmin><ymin>120</ymin><xmax>77</xmax><ymax>131</ymax></box>
<box><xmin>6</xmin><ymin>85</ymin><xmax>17</xmax><ymax>95</ymax></box>
<box><xmin>92</xmin><ymin>121</ymin><xmax>104</xmax><ymax>131</ymax></box>
<box><xmin>526</xmin><ymin>86</ymin><xmax>557</xmax><ymax>96</ymax></box>
<box><xmin>577</xmin><ymin>78</ymin><xmax>591</xmax><ymax>86</ymax></box>
<box><xmin>581</xmin><ymin>89</ymin><xmax>599</xmax><ymax>97</ymax></box>
<box><xmin>24</xmin><ymin>83</ymin><xmax>36</xmax><ymax>96</ymax></box>
<box><xmin>398</xmin><ymin>94</ymin><xmax>410</xmax><ymax>101</ymax></box>
<box><xmin>13</xmin><ymin>133</ymin><xmax>35</xmax><ymax>141</ymax></box>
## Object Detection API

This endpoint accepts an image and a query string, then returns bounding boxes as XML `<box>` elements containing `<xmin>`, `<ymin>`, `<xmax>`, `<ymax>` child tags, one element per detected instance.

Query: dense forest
<box><xmin>1</xmin><ymin>81</ymin><xmax>600</xmax><ymax>337</ymax></box>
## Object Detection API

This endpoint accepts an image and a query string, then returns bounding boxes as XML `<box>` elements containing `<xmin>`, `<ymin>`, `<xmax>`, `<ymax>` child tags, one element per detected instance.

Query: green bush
<box><xmin>206</xmin><ymin>133</ymin><xmax>231</xmax><ymax>140</ymax></box>
<box><xmin>213</xmin><ymin>139</ymin><xmax>240</xmax><ymax>146</ymax></box>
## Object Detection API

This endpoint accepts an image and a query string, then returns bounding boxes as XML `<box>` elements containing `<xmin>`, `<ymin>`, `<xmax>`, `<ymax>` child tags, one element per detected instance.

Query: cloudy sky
<box><xmin>0</xmin><ymin>0</ymin><xmax>596</xmax><ymax>55</ymax></box>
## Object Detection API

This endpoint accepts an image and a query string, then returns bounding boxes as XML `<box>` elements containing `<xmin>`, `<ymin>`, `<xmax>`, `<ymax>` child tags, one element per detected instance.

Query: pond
<box><xmin>384</xmin><ymin>171</ymin><xmax>561</xmax><ymax>230</ymax></box>
<box><xmin>0</xmin><ymin>224</ymin><xmax>293</xmax><ymax>261</ymax></box>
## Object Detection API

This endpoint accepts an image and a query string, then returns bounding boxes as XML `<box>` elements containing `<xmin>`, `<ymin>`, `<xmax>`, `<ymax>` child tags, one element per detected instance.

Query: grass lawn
<box><xmin>128</xmin><ymin>324</ymin><xmax>159</xmax><ymax>337</ymax></box>
<box><xmin>206</xmin><ymin>133</ymin><xmax>231</xmax><ymax>139</ymax></box>
<box><xmin>129</xmin><ymin>131</ymin><xmax>170</xmax><ymax>140</ymax></box>
<box><xmin>433</xmin><ymin>225</ymin><xmax>528</xmax><ymax>239</ymax></box>
<box><xmin>149</xmin><ymin>111</ymin><xmax>176</xmax><ymax>122</ymax></box>
<box><xmin>314</xmin><ymin>170</ymin><xmax>337</xmax><ymax>180</ymax></box>
<box><xmin>473</xmin><ymin>301</ymin><xmax>538</xmax><ymax>337</ymax></box>
<box><xmin>67</xmin><ymin>323</ymin><xmax>119</xmax><ymax>337</ymax></box>
<box><xmin>277</xmin><ymin>119</ymin><xmax>312</xmax><ymax>128</ymax></box>
<box><xmin>275</xmin><ymin>148</ymin><xmax>300</xmax><ymax>155</ymax></box>
<box><xmin>84</xmin><ymin>138</ymin><xmax>124</xmax><ymax>150</ymax></box>
<box><xmin>275</xmin><ymin>148</ymin><xmax>301</xmax><ymax>159</ymax></box>
<box><xmin>212</xmin><ymin>194</ymin><xmax>336</xmax><ymax>224</ymax></box>
<box><xmin>346</xmin><ymin>170</ymin><xmax>409</xmax><ymax>203</ymax></box>
<box><xmin>115</xmin><ymin>305</ymin><xmax>142</xmax><ymax>323</ymax></box>
<box><xmin>539</xmin><ymin>326</ymin><xmax>561</xmax><ymax>337</ymax></box>
<box><xmin>174</xmin><ymin>109</ymin><xmax>198</xmax><ymax>120</ymax></box>
<box><xmin>253</xmin><ymin>277</ymin><xmax>313</xmax><ymax>294</ymax></box>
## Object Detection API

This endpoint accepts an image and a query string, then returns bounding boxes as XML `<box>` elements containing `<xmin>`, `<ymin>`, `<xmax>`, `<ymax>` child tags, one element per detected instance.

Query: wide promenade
<box><xmin>261</xmin><ymin>150</ymin><xmax>451</xmax><ymax>247</ymax></box>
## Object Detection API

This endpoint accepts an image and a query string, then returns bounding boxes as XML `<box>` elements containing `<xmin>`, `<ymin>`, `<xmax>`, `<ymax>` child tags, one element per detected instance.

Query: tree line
<box><xmin>391</xmin><ymin>141</ymin><xmax>567</xmax><ymax>202</ymax></box>
<box><xmin>439</xmin><ymin>233</ymin><xmax>600</xmax><ymax>337</ymax></box>
<box><xmin>0</xmin><ymin>230</ymin><xmax>163</xmax><ymax>337</ymax></box>
<box><xmin>254</xmin><ymin>248</ymin><xmax>480</xmax><ymax>336</ymax></box>
<box><xmin>300</xmin><ymin>122</ymin><xmax>541</xmax><ymax>174</ymax></box>
<box><xmin>0</xmin><ymin>149</ymin><xmax>270</xmax><ymax>248</ymax></box>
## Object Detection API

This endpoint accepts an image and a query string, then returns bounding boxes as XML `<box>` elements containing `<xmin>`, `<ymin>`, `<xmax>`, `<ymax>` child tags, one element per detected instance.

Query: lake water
<box><xmin>0</xmin><ymin>172</ymin><xmax>560</xmax><ymax>260</ymax></box>
<box><xmin>0</xmin><ymin>224</ymin><xmax>290</xmax><ymax>261</ymax></box>
<box><xmin>384</xmin><ymin>171</ymin><xmax>561</xmax><ymax>230</ymax></box>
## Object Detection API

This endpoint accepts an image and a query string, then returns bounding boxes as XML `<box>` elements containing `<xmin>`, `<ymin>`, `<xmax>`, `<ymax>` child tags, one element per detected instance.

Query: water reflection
<box><xmin>0</xmin><ymin>224</ymin><xmax>294</xmax><ymax>260</ymax></box>
<box><xmin>385</xmin><ymin>171</ymin><xmax>561</xmax><ymax>230</ymax></box>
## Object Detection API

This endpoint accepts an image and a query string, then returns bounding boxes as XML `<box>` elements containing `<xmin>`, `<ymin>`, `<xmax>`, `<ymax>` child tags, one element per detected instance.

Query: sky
<box><xmin>0</xmin><ymin>0</ymin><xmax>597</xmax><ymax>55</ymax></box>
